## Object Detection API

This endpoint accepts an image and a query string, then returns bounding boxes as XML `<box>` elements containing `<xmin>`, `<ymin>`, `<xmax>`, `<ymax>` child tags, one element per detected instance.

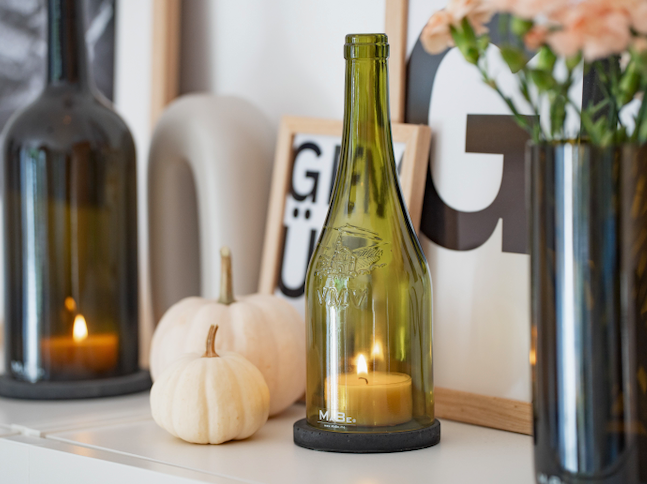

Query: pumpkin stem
<box><xmin>218</xmin><ymin>246</ymin><xmax>236</xmax><ymax>305</ymax></box>
<box><xmin>205</xmin><ymin>325</ymin><xmax>220</xmax><ymax>358</ymax></box>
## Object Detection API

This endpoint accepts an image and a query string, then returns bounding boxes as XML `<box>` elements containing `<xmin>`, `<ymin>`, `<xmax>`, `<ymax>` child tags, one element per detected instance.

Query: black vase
<box><xmin>529</xmin><ymin>142</ymin><xmax>647</xmax><ymax>484</ymax></box>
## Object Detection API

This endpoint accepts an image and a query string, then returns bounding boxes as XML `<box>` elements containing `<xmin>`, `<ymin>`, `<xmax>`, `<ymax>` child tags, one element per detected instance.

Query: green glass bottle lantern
<box><xmin>293</xmin><ymin>34</ymin><xmax>440</xmax><ymax>453</ymax></box>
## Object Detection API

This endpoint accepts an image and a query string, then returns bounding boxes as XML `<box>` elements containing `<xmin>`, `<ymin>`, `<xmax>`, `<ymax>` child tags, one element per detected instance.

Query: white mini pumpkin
<box><xmin>150</xmin><ymin>247</ymin><xmax>305</xmax><ymax>416</ymax></box>
<box><xmin>151</xmin><ymin>325</ymin><xmax>270</xmax><ymax>444</ymax></box>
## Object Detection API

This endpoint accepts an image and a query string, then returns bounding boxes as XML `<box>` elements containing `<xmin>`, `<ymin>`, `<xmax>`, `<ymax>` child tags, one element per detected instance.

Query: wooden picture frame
<box><xmin>385</xmin><ymin>0</ymin><xmax>409</xmax><ymax>124</ymax></box>
<box><xmin>258</xmin><ymin>116</ymin><xmax>431</xmax><ymax>297</ymax></box>
<box><xmin>150</xmin><ymin>0</ymin><xmax>182</xmax><ymax>126</ymax></box>
<box><xmin>386</xmin><ymin>0</ymin><xmax>533</xmax><ymax>435</ymax></box>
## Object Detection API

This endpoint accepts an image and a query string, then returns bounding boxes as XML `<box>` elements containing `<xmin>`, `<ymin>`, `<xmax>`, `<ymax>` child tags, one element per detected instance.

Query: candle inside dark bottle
<box><xmin>2</xmin><ymin>0</ymin><xmax>138</xmax><ymax>382</ymax></box>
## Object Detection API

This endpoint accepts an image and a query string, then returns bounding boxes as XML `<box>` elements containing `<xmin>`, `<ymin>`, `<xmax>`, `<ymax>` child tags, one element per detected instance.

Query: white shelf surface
<box><xmin>0</xmin><ymin>392</ymin><xmax>151</xmax><ymax>434</ymax></box>
<box><xmin>0</xmin><ymin>393</ymin><xmax>535</xmax><ymax>484</ymax></box>
<box><xmin>0</xmin><ymin>434</ymin><xmax>240</xmax><ymax>484</ymax></box>
<box><xmin>0</xmin><ymin>423</ymin><xmax>18</xmax><ymax>437</ymax></box>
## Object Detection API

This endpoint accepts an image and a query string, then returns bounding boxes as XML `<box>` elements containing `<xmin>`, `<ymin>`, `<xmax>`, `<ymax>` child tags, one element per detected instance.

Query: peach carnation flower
<box><xmin>421</xmin><ymin>10</ymin><xmax>455</xmax><ymax>54</ymax></box>
<box><xmin>631</xmin><ymin>1</ymin><xmax>647</xmax><ymax>35</ymax></box>
<box><xmin>547</xmin><ymin>1</ymin><xmax>632</xmax><ymax>61</ymax></box>
<box><xmin>485</xmin><ymin>0</ymin><xmax>564</xmax><ymax>18</ymax></box>
<box><xmin>523</xmin><ymin>25</ymin><xmax>548</xmax><ymax>50</ymax></box>
<box><xmin>421</xmin><ymin>0</ymin><xmax>493</xmax><ymax>55</ymax></box>
<box><xmin>633</xmin><ymin>37</ymin><xmax>647</xmax><ymax>53</ymax></box>
<box><xmin>446</xmin><ymin>0</ymin><xmax>494</xmax><ymax>34</ymax></box>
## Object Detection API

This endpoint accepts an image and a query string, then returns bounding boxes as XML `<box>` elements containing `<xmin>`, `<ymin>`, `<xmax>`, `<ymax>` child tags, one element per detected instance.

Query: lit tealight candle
<box><xmin>73</xmin><ymin>314</ymin><xmax>88</xmax><ymax>341</ymax></box>
<box><xmin>42</xmin><ymin>314</ymin><xmax>118</xmax><ymax>374</ymax></box>
<box><xmin>325</xmin><ymin>354</ymin><xmax>412</xmax><ymax>427</ymax></box>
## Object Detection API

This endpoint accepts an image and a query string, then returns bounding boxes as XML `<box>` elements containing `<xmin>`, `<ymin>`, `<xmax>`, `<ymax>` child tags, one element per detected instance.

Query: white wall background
<box><xmin>114</xmin><ymin>0</ymin><xmax>154</xmax><ymax>366</ymax></box>
<box><xmin>179</xmin><ymin>0</ymin><xmax>386</xmax><ymax>129</ymax></box>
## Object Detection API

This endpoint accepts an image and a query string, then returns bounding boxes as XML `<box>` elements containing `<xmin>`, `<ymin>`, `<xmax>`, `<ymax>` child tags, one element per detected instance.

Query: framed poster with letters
<box><xmin>258</xmin><ymin>116</ymin><xmax>431</xmax><ymax>319</ymax></box>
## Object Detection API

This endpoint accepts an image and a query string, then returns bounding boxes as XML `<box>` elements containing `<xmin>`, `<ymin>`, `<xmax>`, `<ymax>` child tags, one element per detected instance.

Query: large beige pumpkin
<box><xmin>151</xmin><ymin>325</ymin><xmax>270</xmax><ymax>444</ymax></box>
<box><xmin>150</xmin><ymin>248</ymin><xmax>305</xmax><ymax>416</ymax></box>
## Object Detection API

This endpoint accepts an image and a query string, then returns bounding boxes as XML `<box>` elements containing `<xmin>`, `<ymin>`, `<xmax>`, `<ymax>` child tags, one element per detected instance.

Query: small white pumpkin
<box><xmin>150</xmin><ymin>325</ymin><xmax>270</xmax><ymax>444</ymax></box>
<box><xmin>150</xmin><ymin>247</ymin><xmax>305</xmax><ymax>416</ymax></box>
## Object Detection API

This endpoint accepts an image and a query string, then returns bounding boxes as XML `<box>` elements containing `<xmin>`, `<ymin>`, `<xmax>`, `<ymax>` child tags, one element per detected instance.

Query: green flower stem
<box><xmin>593</xmin><ymin>59</ymin><xmax>621</xmax><ymax>143</ymax></box>
<box><xmin>478</xmin><ymin>65</ymin><xmax>542</xmax><ymax>144</ymax></box>
<box><xmin>450</xmin><ymin>14</ymin><xmax>647</xmax><ymax>146</ymax></box>
<box><xmin>632</xmin><ymin>82</ymin><xmax>647</xmax><ymax>144</ymax></box>
<box><xmin>518</xmin><ymin>71</ymin><xmax>545</xmax><ymax>141</ymax></box>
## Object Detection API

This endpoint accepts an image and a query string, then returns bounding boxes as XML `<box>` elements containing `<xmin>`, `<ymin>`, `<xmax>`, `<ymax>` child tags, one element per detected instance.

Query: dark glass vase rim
<box><xmin>528</xmin><ymin>139</ymin><xmax>647</xmax><ymax>150</ymax></box>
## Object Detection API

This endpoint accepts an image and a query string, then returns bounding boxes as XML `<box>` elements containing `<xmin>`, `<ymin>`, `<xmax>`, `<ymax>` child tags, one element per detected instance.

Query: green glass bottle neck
<box><xmin>342</xmin><ymin>57</ymin><xmax>392</xmax><ymax>152</ymax></box>
<box><xmin>333</xmin><ymin>57</ymin><xmax>397</xmax><ymax>217</ymax></box>
<box><xmin>46</xmin><ymin>0</ymin><xmax>92</xmax><ymax>91</ymax></box>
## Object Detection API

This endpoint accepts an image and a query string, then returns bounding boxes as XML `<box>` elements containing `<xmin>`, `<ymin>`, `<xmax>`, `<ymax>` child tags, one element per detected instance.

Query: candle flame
<box><xmin>357</xmin><ymin>354</ymin><xmax>368</xmax><ymax>376</ymax></box>
<box><xmin>73</xmin><ymin>315</ymin><xmax>88</xmax><ymax>343</ymax></box>
<box><xmin>371</xmin><ymin>342</ymin><xmax>383</xmax><ymax>358</ymax></box>
<box><xmin>64</xmin><ymin>296</ymin><xmax>76</xmax><ymax>312</ymax></box>
<box><xmin>529</xmin><ymin>349</ymin><xmax>536</xmax><ymax>366</ymax></box>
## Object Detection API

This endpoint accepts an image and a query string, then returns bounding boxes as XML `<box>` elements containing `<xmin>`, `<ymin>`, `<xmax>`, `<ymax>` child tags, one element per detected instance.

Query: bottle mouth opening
<box><xmin>344</xmin><ymin>33</ymin><xmax>389</xmax><ymax>59</ymax></box>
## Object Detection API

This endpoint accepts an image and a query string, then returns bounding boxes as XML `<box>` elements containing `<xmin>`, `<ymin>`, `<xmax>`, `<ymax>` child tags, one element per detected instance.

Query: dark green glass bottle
<box><xmin>1</xmin><ymin>0</ymin><xmax>138</xmax><ymax>383</ymax></box>
<box><xmin>304</xmin><ymin>34</ymin><xmax>435</xmax><ymax>433</ymax></box>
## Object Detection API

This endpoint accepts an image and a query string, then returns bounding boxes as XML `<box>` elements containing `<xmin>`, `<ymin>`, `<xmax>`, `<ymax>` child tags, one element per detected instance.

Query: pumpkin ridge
<box><xmin>232</xmin><ymin>354</ymin><xmax>267</xmax><ymax>440</ymax></box>
<box><xmin>180</xmin><ymin>358</ymin><xmax>206</xmax><ymax>443</ymax></box>
<box><xmin>252</xmin><ymin>304</ymin><xmax>279</xmax><ymax>401</ymax></box>
<box><xmin>150</xmin><ymin>297</ymin><xmax>207</xmax><ymax>381</ymax></box>
<box><xmin>245</xmin><ymin>304</ymin><xmax>274</xmax><ymax>382</ymax></box>
<box><xmin>224</xmin><ymin>356</ymin><xmax>246</xmax><ymax>440</ymax></box>
<box><xmin>248</xmin><ymin>295</ymin><xmax>303</xmax><ymax>414</ymax></box>
<box><xmin>166</xmin><ymin>356</ymin><xmax>193</xmax><ymax>437</ymax></box>
<box><xmin>277</xmin><ymin>299</ymin><xmax>306</xmax><ymax>406</ymax></box>
<box><xmin>199</xmin><ymin>359</ymin><xmax>210</xmax><ymax>444</ymax></box>
<box><xmin>169</xmin><ymin>360</ymin><xmax>192</xmax><ymax>439</ymax></box>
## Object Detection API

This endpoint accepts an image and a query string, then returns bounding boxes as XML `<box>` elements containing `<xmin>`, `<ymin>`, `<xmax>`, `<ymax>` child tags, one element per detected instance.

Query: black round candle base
<box><xmin>293</xmin><ymin>418</ymin><xmax>441</xmax><ymax>453</ymax></box>
<box><xmin>0</xmin><ymin>370</ymin><xmax>152</xmax><ymax>400</ymax></box>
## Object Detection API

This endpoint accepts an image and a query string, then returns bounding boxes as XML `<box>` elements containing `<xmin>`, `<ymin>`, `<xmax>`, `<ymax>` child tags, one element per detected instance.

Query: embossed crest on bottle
<box><xmin>304</xmin><ymin>34</ymin><xmax>435</xmax><ymax>434</ymax></box>
<box><xmin>314</xmin><ymin>224</ymin><xmax>386</xmax><ymax>310</ymax></box>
